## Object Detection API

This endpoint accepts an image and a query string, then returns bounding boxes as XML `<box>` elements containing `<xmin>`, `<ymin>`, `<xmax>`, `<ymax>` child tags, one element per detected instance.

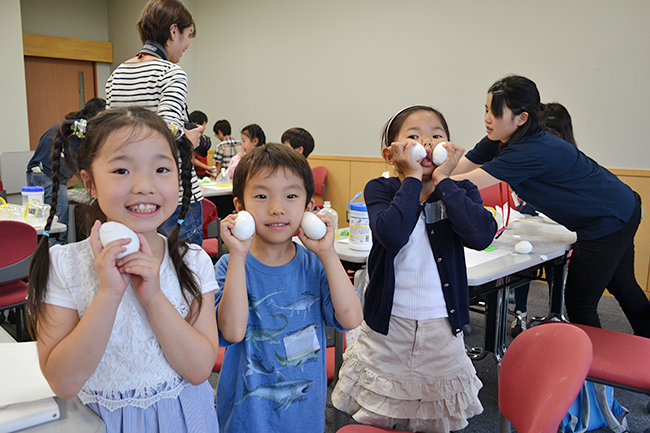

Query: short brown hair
<box><xmin>136</xmin><ymin>0</ymin><xmax>195</xmax><ymax>46</ymax></box>
<box><xmin>233</xmin><ymin>143</ymin><xmax>315</xmax><ymax>208</ymax></box>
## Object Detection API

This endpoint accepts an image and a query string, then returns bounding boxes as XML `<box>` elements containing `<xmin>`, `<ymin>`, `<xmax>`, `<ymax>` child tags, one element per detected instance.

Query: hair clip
<box><xmin>42</xmin><ymin>230</ymin><xmax>50</xmax><ymax>238</ymax></box>
<box><xmin>71</xmin><ymin>119</ymin><xmax>88</xmax><ymax>139</ymax></box>
<box><xmin>166</xmin><ymin>122</ymin><xmax>185</xmax><ymax>142</ymax></box>
<box><xmin>177</xmin><ymin>219</ymin><xmax>185</xmax><ymax>226</ymax></box>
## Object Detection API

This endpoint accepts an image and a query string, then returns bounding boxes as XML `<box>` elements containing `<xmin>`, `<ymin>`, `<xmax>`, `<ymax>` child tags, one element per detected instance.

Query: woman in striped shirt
<box><xmin>106</xmin><ymin>0</ymin><xmax>205</xmax><ymax>246</ymax></box>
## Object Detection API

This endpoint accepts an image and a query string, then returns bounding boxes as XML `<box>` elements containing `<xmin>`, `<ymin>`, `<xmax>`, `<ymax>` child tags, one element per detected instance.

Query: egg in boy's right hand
<box><xmin>232</xmin><ymin>210</ymin><xmax>256</xmax><ymax>241</ymax></box>
<box><xmin>99</xmin><ymin>221</ymin><xmax>140</xmax><ymax>259</ymax></box>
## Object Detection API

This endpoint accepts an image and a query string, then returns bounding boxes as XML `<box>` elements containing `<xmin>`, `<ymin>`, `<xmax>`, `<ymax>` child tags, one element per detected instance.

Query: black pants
<box><xmin>565</xmin><ymin>192</ymin><xmax>650</xmax><ymax>338</ymax></box>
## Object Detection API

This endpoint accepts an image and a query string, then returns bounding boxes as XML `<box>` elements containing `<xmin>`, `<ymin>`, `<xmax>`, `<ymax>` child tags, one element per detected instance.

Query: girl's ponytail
<box><xmin>167</xmin><ymin>135</ymin><xmax>202</xmax><ymax>324</ymax></box>
<box><xmin>27</xmin><ymin>120</ymin><xmax>74</xmax><ymax>339</ymax></box>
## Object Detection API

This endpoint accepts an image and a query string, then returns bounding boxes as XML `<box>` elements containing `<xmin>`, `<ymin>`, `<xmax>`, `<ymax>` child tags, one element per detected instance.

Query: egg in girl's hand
<box><xmin>431</xmin><ymin>142</ymin><xmax>448</xmax><ymax>165</ymax></box>
<box><xmin>232</xmin><ymin>210</ymin><xmax>255</xmax><ymax>241</ymax></box>
<box><xmin>99</xmin><ymin>221</ymin><xmax>140</xmax><ymax>259</ymax></box>
<box><xmin>410</xmin><ymin>142</ymin><xmax>427</xmax><ymax>162</ymax></box>
<box><xmin>301</xmin><ymin>212</ymin><xmax>327</xmax><ymax>239</ymax></box>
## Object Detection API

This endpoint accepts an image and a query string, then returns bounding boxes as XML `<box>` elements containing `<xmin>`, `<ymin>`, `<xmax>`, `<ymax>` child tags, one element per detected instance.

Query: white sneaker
<box><xmin>510</xmin><ymin>310</ymin><xmax>527</xmax><ymax>337</ymax></box>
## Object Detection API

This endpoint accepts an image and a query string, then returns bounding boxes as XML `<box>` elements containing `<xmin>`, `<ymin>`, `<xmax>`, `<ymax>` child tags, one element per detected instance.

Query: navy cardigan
<box><xmin>363</xmin><ymin>176</ymin><xmax>497</xmax><ymax>335</ymax></box>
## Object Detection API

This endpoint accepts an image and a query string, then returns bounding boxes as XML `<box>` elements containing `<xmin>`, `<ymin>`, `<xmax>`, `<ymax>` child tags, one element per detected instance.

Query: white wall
<box><xmin>11</xmin><ymin>0</ymin><xmax>650</xmax><ymax>169</ymax></box>
<box><xmin>0</xmin><ymin>0</ymin><xmax>30</xmax><ymax>153</ymax></box>
<box><xmin>191</xmin><ymin>0</ymin><xmax>650</xmax><ymax>169</ymax></box>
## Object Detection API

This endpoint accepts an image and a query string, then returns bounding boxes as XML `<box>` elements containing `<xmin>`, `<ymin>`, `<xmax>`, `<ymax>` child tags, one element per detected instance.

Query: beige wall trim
<box><xmin>309</xmin><ymin>155</ymin><xmax>384</xmax><ymax>163</ymax></box>
<box><xmin>610</xmin><ymin>168</ymin><xmax>650</xmax><ymax>178</ymax></box>
<box><xmin>23</xmin><ymin>33</ymin><xmax>113</xmax><ymax>63</ymax></box>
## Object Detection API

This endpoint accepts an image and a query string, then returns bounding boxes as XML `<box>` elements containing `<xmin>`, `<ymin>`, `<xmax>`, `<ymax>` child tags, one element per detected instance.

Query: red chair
<box><xmin>479</xmin><ymin>181</ymin><xmax>518</xmax><ymax>210</ymax></box>
<box><xmin>0</xmin><ymin>220</ymin><xmax>38</xmax><ymax>340</ymax></box>
<box><xmin>312</xmin><ymin>166</ymin><xmax>327</xmax><ymax>209</ymax></box>
<box><xmin>499</xmin><ymin>322</ymin><xmax>593</xmax><ymax>433</ymax></box>
<box><xmin>569</xmin><ymin>324</ymin><xmax>650</xmax><ymax>413</ymax></box>
<box><xmin>213</xmin><ymin>346</ymin><xmax>226</xmax><ymax>372</ymax></box>
<box><xmin>201</xmin><ymin>199</ymin><xmax>222</xmax><ymax>261</ymax></box>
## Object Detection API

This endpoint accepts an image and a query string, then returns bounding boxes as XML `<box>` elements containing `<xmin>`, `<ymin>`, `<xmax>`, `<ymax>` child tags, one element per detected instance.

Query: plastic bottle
<box><xmin>348</xmin><ymin>192</ymin><xmax>372</xmax><ymax>251</ymax></box>
<box><xmin>216</xmin><ymin>168</ymin><xmax>230</xmax><ymax>186</ymax></box>
<box><xmin>317</xmin><ymin>201</ymin><xmax>338</xmax><ymax>239</ymax></box>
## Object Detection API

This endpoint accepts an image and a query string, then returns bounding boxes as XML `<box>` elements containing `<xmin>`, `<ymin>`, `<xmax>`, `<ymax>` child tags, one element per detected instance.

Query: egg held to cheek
<box><xmin>431</xmin><ymin>142</ymin><xmax>448</xmax><ymax>166</ymax></box>
<box><xmin>99</xmin><ymin>221</ymin><xmax>140</xmax><ymax>259</ymax></box>
<box><xmin>301</xmin><ymin>212</ymin><xmax>327</xmax><ymax>239</ymax></box>
<box><xmin>232</xmin><ymin>210</ymin><xmax>256</xmax><ymax>241</ymax></box>
<box><xmin>410</xmin><ymin>143</ymin><xmax>427</xmax><ymax>162</ymax></box>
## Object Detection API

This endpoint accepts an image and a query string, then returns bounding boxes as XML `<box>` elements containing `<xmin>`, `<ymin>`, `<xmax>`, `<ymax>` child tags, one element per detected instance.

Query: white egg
<box><xmin>514</xmin><ymin>240</ymin><xmax>533</xmax><ymax>254</ymax></box>
<box><xmin>232</xmin><ymin>210</ymin><xmax>255</xmax><ymax>241</ymax></box>
<box><xmin>431</xmin><ymin>142</ymin><xmax>448</xmax><ymax>165</ymax></box>
<box><xmin>301</xmin><ymin>212</ymin><xmax>327</xmax><ymax>239</ymax></box>
<box><xmin>410</xmin><ymin>142</ymin><xmax>427</xmax><ymax>162</ymax></box>
<box><xmin>99</xmin><ymin>221</ymin><xmax>140</xmax><ymax>259</ymax></box>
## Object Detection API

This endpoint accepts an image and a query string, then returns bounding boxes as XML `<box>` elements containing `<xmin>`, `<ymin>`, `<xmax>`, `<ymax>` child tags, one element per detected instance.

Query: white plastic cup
<box><xmin>348</xmin><ymin>201</ymin><xmax>372</xmax><ymax>251</ymax></box>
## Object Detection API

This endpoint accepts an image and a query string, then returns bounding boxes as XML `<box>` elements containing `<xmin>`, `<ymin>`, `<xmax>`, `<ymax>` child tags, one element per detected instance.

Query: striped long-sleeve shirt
<box><xmin>106</xmin><ymin>59</ymin><xmax>202</xmax><ymax>203</ymax></box>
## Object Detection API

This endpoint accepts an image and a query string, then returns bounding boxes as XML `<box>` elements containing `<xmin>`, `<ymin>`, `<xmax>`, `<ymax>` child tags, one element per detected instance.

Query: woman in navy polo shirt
<box><xmin>452</xmin><ymin>75</ymin><xmax>650</xmax><ymax>338</ymax></box>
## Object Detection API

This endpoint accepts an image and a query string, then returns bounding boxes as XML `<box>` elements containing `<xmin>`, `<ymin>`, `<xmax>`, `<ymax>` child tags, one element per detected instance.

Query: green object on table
<box><xmin>484</xmin><ymin>246</ymin><xmax>497</xmax><ymax>252</ymax></box>
<box><xmin>341</xmin><ymin>230</ymin><xmax>349</xmax><ymax>236</ymax></box>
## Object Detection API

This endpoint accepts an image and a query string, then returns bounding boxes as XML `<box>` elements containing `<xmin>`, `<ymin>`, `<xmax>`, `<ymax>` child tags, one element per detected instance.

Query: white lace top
<box><xmin>43</xmin><ymin>236</ymin><xmax>218</xmax><ymax>411</ymax></box>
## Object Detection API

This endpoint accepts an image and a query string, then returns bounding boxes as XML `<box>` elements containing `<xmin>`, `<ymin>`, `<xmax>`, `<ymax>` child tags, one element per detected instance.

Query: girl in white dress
<box><xmin>27</xmin><ymin>107</ymin><xmax>219</xmax><ymax>432</ymax></box>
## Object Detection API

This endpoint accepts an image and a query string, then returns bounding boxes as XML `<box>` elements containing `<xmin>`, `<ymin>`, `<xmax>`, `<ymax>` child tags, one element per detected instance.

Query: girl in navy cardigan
<box><xmin>332</xmin><ymin>105</ymin><xmax>496</xmax><ymax>432</ymax></box>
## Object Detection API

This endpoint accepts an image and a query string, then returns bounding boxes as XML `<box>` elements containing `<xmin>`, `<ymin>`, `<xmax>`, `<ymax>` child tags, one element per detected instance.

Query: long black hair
<box><xmin>487</xmin><ymin>75</ymin><xmax>543</xmax><ymax>145</ymax></box>
<box><xmin>541</xmin><ymin>102</ymin><xmax>577</xmax><ymax>147</ymax></box>
<box><xmin>27</xmin><ymin>107</ymin><xmax>201</xmax><ymax>338</ymax></box>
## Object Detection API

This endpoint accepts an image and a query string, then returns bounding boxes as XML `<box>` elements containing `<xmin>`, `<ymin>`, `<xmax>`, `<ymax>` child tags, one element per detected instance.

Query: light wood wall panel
<box><xmin>23</xmin><ymin>33</ymin><xmax>113</xmax><ymax>63</ymax></box>
<box><xmin>611</xmin><ymin>169</ymin><xmax>650</xmax><ymax>296</ymax></box>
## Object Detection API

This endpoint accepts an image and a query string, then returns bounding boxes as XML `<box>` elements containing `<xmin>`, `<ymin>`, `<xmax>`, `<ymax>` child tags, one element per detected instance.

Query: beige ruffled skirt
<box><xmin>331</xmin><ymin>316</ymin><xmax>483</xmax><ymax>432</ymax></box>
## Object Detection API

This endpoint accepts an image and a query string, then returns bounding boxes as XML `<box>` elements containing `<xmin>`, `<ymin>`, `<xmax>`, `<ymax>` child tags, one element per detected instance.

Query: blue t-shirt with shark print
<box><xmin>214</xmin><ymin>243</ymin><xmax>346</xmax><ymax>433</ymax></box>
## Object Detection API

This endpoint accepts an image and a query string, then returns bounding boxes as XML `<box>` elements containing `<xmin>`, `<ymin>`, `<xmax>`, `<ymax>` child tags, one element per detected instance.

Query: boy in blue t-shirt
<box><xmin>215</xmin><ymin>143</ymin><xmax>363</xmax><ymax>433</ymax></box>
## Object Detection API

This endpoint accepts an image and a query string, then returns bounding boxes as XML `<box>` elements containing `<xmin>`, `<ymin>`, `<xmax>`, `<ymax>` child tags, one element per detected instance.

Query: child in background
<box><xmin>510</xmin><ymin>102</ymin><xmax>578</xmax><ymax>336</ymax></box>
<box><xmin>227</xmin><ymin>124</ymin><xmax>265</xmax><ymax>179</ymax></box>
<box><xmin>189</xmin><ymin>110</ymin><xmax>216</xmax><ymax>178</ymax></box>
<box><xmin>27</xmin><ymin>97</ymin><xmax>105</xmax><ymax>245</ymax></box>
<box><xmin>213</xmin><ymin>119</ymin><xmax>242</xmax><ymax>173</ymax></box>
<box><xmin>27</xmin><ymin>107</ymin><xmax>219</xmax><ymax>432</ymax></box>
<box><xmin>214</xmin><ymin>143</ymin><xmax>363</xmax><ymax>433</ymax></box>
<box><xmin>281</xmin><ymin>127</ymin><xmax>315</xmax><ymax>158</ymax></box>
<box><xmin>332</xmin><ymin>106</ymin><xmax>496</xmax><ymax>432</ymax></box>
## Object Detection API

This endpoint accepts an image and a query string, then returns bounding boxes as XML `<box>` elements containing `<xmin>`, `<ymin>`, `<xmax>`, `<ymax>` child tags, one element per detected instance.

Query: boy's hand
<box><xmin>221</xmin><ymin>213</ymin><xmax>254</xmax><ymax>257</ymax></box>
<box><xmin>433</xmin><ymin>142</ymin><xmax>465</xmax><ymax>185</ymax></box>
<box><xmin>118</xmin><ymin>233</ymin><xmax>162</xmax><ymax>306</ymax></box>
<box><xmin>298</xmin><ymin>214</ymin><xmax>336</xmax><ymax>256</ymax></box>
<box><xmin>388</xmin><ymin>141</ymin><xmax>423</xmax><ymax>180</ymax></box>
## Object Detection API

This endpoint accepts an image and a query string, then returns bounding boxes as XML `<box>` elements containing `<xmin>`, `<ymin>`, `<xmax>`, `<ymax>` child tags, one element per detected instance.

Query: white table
<box><xmin>334</xmin><ymin>230</ymin><xmax>369</xmax><ymax>264</ymax></box>
<box><xmin>199</xmin><ymin>180</ymin><xmax>233</xmax><ymax>197</ymax></box>
<box><xmin>466</xmin><ymin>218</ymin><xmax>576</xmax><ymax>361</ymax></box>
<box><xmin>333</xmin><ymin>218</ymin><xmax>576</xmax><ymax>360</ymax></box>
<box><xmin>0</xmin><ymin>327</ymin><xmax>106</xmax><ymax>433</ymax></box>
<box><xmin>27</xmin><ymin>221</ymin><xmax>67</xmax><ymax>236</ymax></box>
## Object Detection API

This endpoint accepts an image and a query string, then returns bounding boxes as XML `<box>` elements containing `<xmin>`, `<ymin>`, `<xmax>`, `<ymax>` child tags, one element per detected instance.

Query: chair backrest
<box><xmin>201</xmin><ymin>199</ymin><xmax>218</xmax><ymax>238</ymax></box>
<box><xmin>499</xmin><ymin>322</ymin><xmax>593</xmax><ymax>433</ymax></box>
<box><xmin>0</xmin><ymin>220</ymin><xmax>38</xmax><ymax>283</ymax></box>
<box><xmin>312</xmin><ymin>166</ymin><xmax>327</xmax><ymax>200</ymax></box>
<box><xmin>479</xmin><ymin>181</ymin><xmax>518</xmax><ymax>210</ymax></box>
